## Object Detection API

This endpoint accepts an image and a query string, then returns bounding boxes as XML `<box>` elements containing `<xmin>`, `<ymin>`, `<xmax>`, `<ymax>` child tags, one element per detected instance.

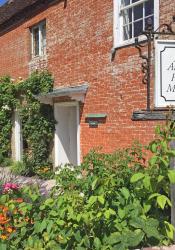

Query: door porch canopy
<box><xmin>35</xmin><ymin>83</ymin><xmax>89</xmax><ymax>105</ymax></box>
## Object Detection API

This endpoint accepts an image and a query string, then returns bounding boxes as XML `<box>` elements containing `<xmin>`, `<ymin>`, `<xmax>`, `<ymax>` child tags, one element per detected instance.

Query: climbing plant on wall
<box><xmin>0</xmin><ymin>71</ymin><xmax>55</xmax><ymax>175</ymax></box>
<box><xmin>0</xmin><ymin>76</ymin><xmax>16</xmax><ymax>158</ymax></box>
<box><xmin>18</xmin><ymin>71</ymin><xmax>55</xmax><ymax>175</ymax></box>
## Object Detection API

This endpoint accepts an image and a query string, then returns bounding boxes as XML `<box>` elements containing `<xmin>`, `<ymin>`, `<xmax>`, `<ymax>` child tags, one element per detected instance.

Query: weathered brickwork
<box><xmin>0</xmin><ymin>0</ymin><xmax>174</xmax><ymax>159</ymax></box>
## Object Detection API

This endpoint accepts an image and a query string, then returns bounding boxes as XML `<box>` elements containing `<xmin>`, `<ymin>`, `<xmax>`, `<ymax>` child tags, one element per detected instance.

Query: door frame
<box><xmin>14</xmin><ymin>110</ymin><xmax>23</xmax><ymax>161</ymax></box>
<box><xmin>54</xmin><ymin>101</ymin><xmax>80</xmax><ymax>167</ymax></box>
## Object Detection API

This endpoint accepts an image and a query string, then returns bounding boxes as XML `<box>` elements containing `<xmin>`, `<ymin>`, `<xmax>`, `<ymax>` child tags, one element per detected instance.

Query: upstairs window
<box><xmin>31</xmin><ymin>21</ymin><xmax>46</xmax><ymax>57</ymax></box>
<box><xmin>114</xmin><ymin>0</ymin><xmax>159</xmax><ymax>47</ymax></box>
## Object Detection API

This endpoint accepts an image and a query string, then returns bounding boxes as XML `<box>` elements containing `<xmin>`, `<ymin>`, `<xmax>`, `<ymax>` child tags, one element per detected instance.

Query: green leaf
<box><xmin>44</xmin><ymin>198</ymin><xmax>54</xmax><ymax>206</ymax></box>
<box><xmin>56</xmin><ymin>219</ymin><xmax>65</xmax><ymax>226</ymax></box>
<box><xmin>98</xmin><ymin>195</ymin><xmax>105</xmax><ymax>205</ymax></box>
<box><xmin>83</xmin><ymin>235</ymin><xmax>90</xmax><ymax>248</ymax></box>
<box><xmin>88</xmin><ymin>196</ymin><xmax>97</xmax><ymax>206</ymax></box>
<box><xmin>157</xmin><ymin>195</ymin><xmax>166</xmax><ymax>209</ymax></box>
<box><xmin>168</xmin><ymin>170</ymin><xmax>175</xmax><ymax>184</ymax></box>
<box><xmin>149</xmin><ymin>156</ymin><xmax>158</xmax><ymax>165</ymax></box>
<box><xmin>38</xmin><ymin>219</ymin><xmax>47</xmax><ymax>233</ymax></box>
<box><xmin>130</xmin><ymin>173</ymin><xmax>145</xmax><ymax>183</ymax></box>
<box><xmin>0</xmin><ymin>243</ymin><xmax>7</xmax><ymax>250</ymax></box>
<box><xmin>92</xmin><ymin>178</ymin><xmax>98</xmax><ymax>190</ymax></box>
<box><xmin>104</xmin><ymin>210</ymin><xmax>111</xmax><ymax>219</ymax></box>
<box><xmin>34</xmin><ymin>221</ymin><xmax>41</xmax><ymax>233</ymax></box>
<box><xmin>126</xmin><ymin>230</ymin><xmax>145</xmax><ymax>247</ymax></box>
<box><xmin>94</xmin><ymin>237</ymin><xmax>101</xmax><ymax>250</ymax></box>
<box><xmin>109</xmin><ymin>208</ymin><xmax>116</xmax><ymax>215</ymax></box>
<box><xmin>150</xmin><ymin>142</ymin><xmax>157</xmax><ymax>153</ymax></box>
<box><xmin>143</xmin><ymin>203</ymin><xmax>151</xmax><ymax>213</ymax></box>
<box><xmin>118</xmin><ymin>208</ymin><xmax>125</xmax><ymax>219</ymax></box>
<box><xmin>144</xmin><ymin>225</ymin><xmax>161</xmax><ymax>240</ymax></box>
<box><xmin>158</xmin><ymin>175</ymin><xmax>164</xmax><ymax>183</ymax></box>
<box><xmin>104</xmin><ymin>208</ymin><xmax>116</xmax><ymax>219</ymax></box>
<box><xmin>148</xmin><ymin>193</ymin><xmax>160</xmax><ymax>200</ymax></box>
<box><xmin>0</xmin><ymin>195</ymin><xmax>8</xmax><ymax>204</ymax></box>
<box><xmin>157</xmin><ymin>195</ymin><xmax>171</xmax><ymax>209</ymax></box>
<box><xmin>107</xmin><ymin>232</ymin><xmax>121</xmax><ymax>245</ymax></box>
<box><xmin>47</xmin><ymin>220</ymin><xmax>54</xmax><ymax>234</ymax></box>
<box><xmin>49</xmin><ymin>210</ymin><xmax>58</xmax><ymax>217</ymax></box>
<box><xmin>120</xmin><ymin>187</ymin><xmax>130</xmax><ymax>200</ymax></box>
<box><xmin>164</xmin><ymin>221</ymin><xmax>175</xmax><ymax>240</ymax></box>
<box><xmin>143</xmin><ymin>175</ymin><xmax>151</xmax><ymax>190</ymax></box>
<box><xmin>129</xmin><ymin>217</ymin><xmax>144</xmax><ymax>229</ymax></box>
<box><xmin>75</xmin><ymin>230</ymin><xmax>82</xmax><ymax>243</ymax></box>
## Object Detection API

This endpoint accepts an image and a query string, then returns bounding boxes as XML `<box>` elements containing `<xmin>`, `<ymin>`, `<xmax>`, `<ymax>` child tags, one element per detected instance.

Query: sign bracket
<box><xmin>135</xmin><ymin>16</ymin><xmax>175</xmax><ymax>111</ymax></box>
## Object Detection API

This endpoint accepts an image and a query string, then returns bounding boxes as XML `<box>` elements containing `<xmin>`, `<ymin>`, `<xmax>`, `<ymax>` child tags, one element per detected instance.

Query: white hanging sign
<box><xmin>155</xmin><ymin>40</ymin><xmax>175</xmax><ymax>107</ymax></box>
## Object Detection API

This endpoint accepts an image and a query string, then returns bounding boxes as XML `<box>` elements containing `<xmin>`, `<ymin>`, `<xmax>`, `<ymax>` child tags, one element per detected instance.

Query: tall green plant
<box><xmin>18</xmin><ymin>71</ymin><xmax>55</xmax><ymax>175</ymax></box>
<box><xmin>0</xmin><ymin>71</ymin><xmax>55</xmax><ymax>175</ymax></box>
<box><xmin>0</xmin><ymin>76</ymin><xmax>16</xmax><ymax>158</ymax></box>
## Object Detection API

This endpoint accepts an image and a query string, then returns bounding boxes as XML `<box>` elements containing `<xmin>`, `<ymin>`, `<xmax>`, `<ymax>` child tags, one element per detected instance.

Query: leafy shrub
<box><xmin>36</xmin><ymin>165</ymin><xmax>55</xmax><ymax>180</ymax></box>
<box><xmin>10</xmin><ymin>161</ymin><xmax>26</xmax><ymax>176</ymax></box>
<box><xmin>0</xmin><ymin>76</ymin><xmax>16</xmax><ymax>158</ymax></box>
<box><xmin>18</xmin><ymin>71</ymin><xmax>55</xmax><ymax>175</ymax></box>
<box><xmin>0</xmin><ymin>72</ymin><xmax>55</xmax><ymax>176</ymax></box>
<box><xmin>0</xmin><ymin>122</ymin><xmax>175</xmax><ymax>249</ymax></box>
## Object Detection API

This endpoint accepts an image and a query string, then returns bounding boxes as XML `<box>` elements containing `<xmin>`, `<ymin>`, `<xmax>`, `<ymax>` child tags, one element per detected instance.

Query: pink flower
<box><xmin>3</xmin><ymin>183</ymin><xmax>19</xmax><ymax>192</ymax></box>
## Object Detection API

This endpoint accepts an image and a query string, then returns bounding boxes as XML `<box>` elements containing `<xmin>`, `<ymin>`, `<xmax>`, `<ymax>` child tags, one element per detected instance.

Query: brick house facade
<box><xmin>0</xmin><ymin>0</ymin><xmax>175</xmax><ymax>166</ymax></box>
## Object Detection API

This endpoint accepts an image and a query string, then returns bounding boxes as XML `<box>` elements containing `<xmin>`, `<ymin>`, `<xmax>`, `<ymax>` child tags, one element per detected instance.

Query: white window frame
<box><xmin>113</xmin><ymin>0</ymin><xmax>159</xmax><ymax>48</ymax></box>
<box><xmin>31</xmin><ymin>20</ymin><xmax>46</xmax><ymax>58</ymax></box>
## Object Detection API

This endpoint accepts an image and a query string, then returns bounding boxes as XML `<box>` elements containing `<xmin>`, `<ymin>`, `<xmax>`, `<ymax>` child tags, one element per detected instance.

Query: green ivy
<box><xmin>0</xmin><ymin>76</ymin><xmax>16</xmax><ymax>158</ymax></box>
<box><xmin>18</xmin><ymin>71</ymin><xmax>55</xmax><ymax>175</ymax></box>
<box><xmin>0</xmin><ymin>71</ymin><xmax>55</xmax><ymax>175</ymax></box>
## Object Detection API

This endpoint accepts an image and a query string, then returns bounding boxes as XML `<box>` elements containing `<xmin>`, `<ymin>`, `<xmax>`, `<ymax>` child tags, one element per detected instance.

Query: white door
<box><xmin>54</xmin><ymin>102</ymin><xmax>80</xmax><ymax>167</ymax></box>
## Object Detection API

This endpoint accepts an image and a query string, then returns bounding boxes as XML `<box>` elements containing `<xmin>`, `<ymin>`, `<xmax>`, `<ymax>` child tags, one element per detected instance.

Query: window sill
<box><xmin>132</xmin><ymin>110</ymin><xmax>175</xmax><ymax>121</ymax></box>
<box><xmin>113</xmin><ymin>35</ymin><xmax>149</xmax><ymax>51</ymax></box>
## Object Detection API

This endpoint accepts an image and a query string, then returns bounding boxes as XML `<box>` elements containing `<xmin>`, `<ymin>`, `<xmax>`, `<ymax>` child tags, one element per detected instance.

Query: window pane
<box><xmin>33</xmin><ymin>27</ymin><xmax>39</xmax><ymax>56</ymax></box>
<box><xmin>132</xmin><ymin>0</ymin><xmax>140</xmax><ymax>3</ymax></box>
<box><xmin>134</xmin><ymin>4</ymin><xmax>143</xmax><ymax>21</ymax></box>
<box><xmin>145</xmin><ymin>0</ymin><xmax>154</xmax><ymax>16</ymax></box>
<box><xmin>122</xmin><ymin>0</ymin><xmax>130</xmax><ymax>6</ymax></box>
<box><xmin>41</xmin><ymin>23</ymin><xmax>46</xmax><ymax>55</ymax></box>
<box><xmin>122</xmin><ymin>8</ymin><xmax>132</xmax><ymax>25</ymax></box>
<box><xmin>123</xmin><ymin>23</ymin><xmax>132</xmax><ymax>40</ymax></box>
<box><xmin>134</xmin><ymin>19</ymin><xmax>143</xmax><ymax>36</ymax></box>
<box><xmin>145</xmin><ymin>16</ymin><xmax>154</xmax><ymax>29</ymax></box>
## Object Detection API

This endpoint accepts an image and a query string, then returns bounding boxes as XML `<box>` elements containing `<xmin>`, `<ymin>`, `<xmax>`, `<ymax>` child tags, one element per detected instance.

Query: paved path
<box><xmin>0</xmin><ymin>167</ymin><xmax>56</xmax><ymax>195</ymax></box>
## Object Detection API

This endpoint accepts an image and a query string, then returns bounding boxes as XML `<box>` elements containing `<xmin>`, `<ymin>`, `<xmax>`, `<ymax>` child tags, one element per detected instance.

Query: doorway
<box><xmin>54</xmin><ymin>102</ymin><xmax>80</xmax><ymax>167</ymax></box>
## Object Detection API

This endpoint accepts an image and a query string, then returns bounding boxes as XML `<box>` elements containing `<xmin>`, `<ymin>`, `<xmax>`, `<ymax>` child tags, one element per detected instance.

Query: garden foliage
<box><xmin>0</xmin><ymin>72</ymin><xmax>55</xmax><ymax>176</ymax></box>
<box><xmin>0</xmin><ymin>122</ymin><xmax>175</xmax><ymax>249</ymax></box>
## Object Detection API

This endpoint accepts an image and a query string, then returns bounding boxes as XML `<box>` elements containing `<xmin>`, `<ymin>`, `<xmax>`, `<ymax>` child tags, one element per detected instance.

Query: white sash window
<box><xmin>113</xmin><ymin>0</ymin><xmax>159</xmax><ymax>47</ymax></box>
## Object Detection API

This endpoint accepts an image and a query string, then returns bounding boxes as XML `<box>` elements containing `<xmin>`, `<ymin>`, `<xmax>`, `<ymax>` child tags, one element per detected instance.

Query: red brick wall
<box><xmin>0</xmin><ymin>0</ymin><xmax>174</xmax><ymax>158</ymax></box>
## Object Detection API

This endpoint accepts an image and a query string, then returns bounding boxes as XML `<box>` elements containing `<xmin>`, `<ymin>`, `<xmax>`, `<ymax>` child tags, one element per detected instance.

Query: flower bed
<box><xmin>0</xmin><ymin>122</ymin><xmax>175</xmax><ymax>249</ymax></box>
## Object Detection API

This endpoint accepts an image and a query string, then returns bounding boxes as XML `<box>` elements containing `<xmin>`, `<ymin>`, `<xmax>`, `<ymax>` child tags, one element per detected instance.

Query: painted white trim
<box><xmin>154</xmin><ymin>0</ymin><xmax>159</xmax><ymax>30</ymax></box>
<box><xmin>76</xmin><ymin>103</ymin><xmax>81</xmax><ymax>165</ymax></box>
<box><xmin>113</xmin><ymin>0</ymin><xmax>160</xmax><ymax>48</ymax></box>
<box><xmin>54</xmin><ymin>102</ymin><xmax>80</xmax><ymax>167</ymax></box>
<box><xmin>113</xmin><ymin>0</ymin><xmax>119</xmax><ymax>48</ymax></box>
<box><xmin>39</xmin><ymin>26</ymin><xmax>42</xmax><ymax>56</ymax></box>
<box><xmin>121</xmin><ymin>0</ymin><xmax>152</xmax><ymax>11</ymax></box>
<box><xmin>154</xmin><ymin>40</ymin><xmax>175</xmax><ymax>108</ymax></box>
<box><xmin>154</xmin><ymin>39</ymin><xmax>159</xmax><ymax>107</ymax></box>
<box><xmin>14</xmin><ymin>111</ymin><xmax>23</xmax><ymax>161</ymax></box>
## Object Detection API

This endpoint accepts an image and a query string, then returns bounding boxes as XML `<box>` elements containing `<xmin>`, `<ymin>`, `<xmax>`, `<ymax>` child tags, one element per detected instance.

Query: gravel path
<box><xmin>0</xmin><ymin>167</ymin><xmax>56</xmax><ymax>195</ymax></box>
